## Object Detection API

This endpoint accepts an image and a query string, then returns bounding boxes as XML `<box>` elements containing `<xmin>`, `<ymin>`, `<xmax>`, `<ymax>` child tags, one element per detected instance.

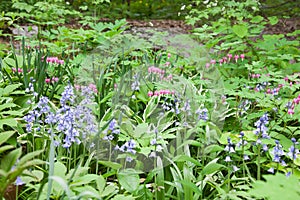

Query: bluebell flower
<box><xmin>224</xmin><ymin>137</ymin><xmax>235</xmax><ymax>153</ymax></box>
<box><xmin>15</xmin><ymin>176</ymin><xmax>25</xmax><ymax>186</ymax></box>
<box><xmin>125</xmin><ymin>139</ymin><xmax>136</xmax><ymax>154</ymax></box>
<box><xmin>288</xmin><ymin>138</ymin><xmax>299</xmax><ymax>160</ymax></box>
<box><xmin>225</xmin><ymin>156</ymin><xmax>231</xmax><ymax>162</ymax></box>
<box><xmin>233</xmin><ymin>165</ymin><xmax>240</xmax><ymax>172</ymax></box>
<box><xmin>254</xmin><ymin>113</ymin><xmax>270</xmax><ymax>140</ymax></box>
<box><xmin>267</xmin><ymin>168</ymin><xmax>274</xmax><ymax>174</ymax></box>
<box><xmin>180</xmin><ymin>99</ymin><xmax>191</xmax><ymax>116</ymax></box>
<box><xmin>131</xmin><ymin>74</ymin><xmax>140</xmax><ymax>91</ymax></box>
<box><xmin>196</xmin><ymin>108</ymin><xmax>208</xmax><ymax>121</ymax></box>
<box><xmin>243</xmin><ymin>154</ymin><xmax>250</xmax><ymax>161</ymax></box>
<box><xmin>272</xmin><ymin>140</ymin><xmax>284</xmax><ymax>163</ymax></box>
<box><xmin>60</xmin><ymin>84</ymin><xmax>75</xmax><ymax>105</ymax></box>
<box><xmin>262</xmin><ymin>144</ymin><xmax>268</xmax><ymax>152</ymax></box>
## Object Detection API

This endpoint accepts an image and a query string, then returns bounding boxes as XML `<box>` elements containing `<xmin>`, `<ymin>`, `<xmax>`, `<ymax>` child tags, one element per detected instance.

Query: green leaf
<box><xmin>0</xmin><ymin>103</ymin><xmax>18</xmax><ymax>111</ymax></box>
<box><xmin>2</xmin><ymin>84</ymin><xmax>22</xmax><ymax>96</ymax></box>
<box><xmin>0</xmin><ymin>145</ymin><xmax>15</xmax><ymax>154</ymax></box>
<box><xmin>18</xmin><ymin>149</ymin><xmax>43</xmax><ymax>166</ymax></box>
<box><xmin>117</xmin><ymin>169</ymin><xmax>140</xmax><ymax>193</ymax></box>
<box><xmin>249</xmin><ymin>173</ymin><xmax>300</xmax><ymax>199</ymax></box>
<box><xmin>101</xmin><ymin>184</ymin><xmax>116</xmax><ymax>197</ymax></box>
<box><xmin>143</xmin><ymin>97</ymin><xmax>159</xmax><ymax>121</ymax></box>
<box><xmin>71</xmin><ymin>174</ymin><xmax>99</xmax><ymax>187</ymax></box>
<box><xmin>173</xmin><ymin>155</ymin><xmax>201</xmax><ymax>166</ymax></box>
<box><xmin>268</xmin><ymin>16</ymin><xmax>279</xmax><ymax>25</ymax></box>
<box><xmin>22</xmin><ymin>169</ymin><xmax>44</xmax><ymax>183</ymax></box>
<box><xmin>111</xmin><ymin>195</ymin><xmax>135</xmax><ymax>200</ymax></box>
<box><xmin>201</xmin><ymin>158</ymin><xmax>225</xmax><ymax>176</ymax></box>
<box><xmin>98</xmin><ymin>160</ymin><xmax>122</xmax><ymax>170</ymax></box>
<box><xmin>96</xmin><ymin>175</ymin><xmax>106</xmax><ymax>193</ymax></box>
<box><xmin>232</xmin><ymin>24</ymin><xmax>248</xmax><ymax>38</ymax></box>
<box><xmin>0</xmin><ymin>131</ymin><xmax>15</xmax><ymax>146</ymax></box>
<box><xmin>0</xmin><ymin>118</ymin><xmax>18</xmax><ymax>129</ymax></box>
<box><xmin>0</xmin><ymin>147</ymin><xmax>22</xmax><ymax>172</ymax></box>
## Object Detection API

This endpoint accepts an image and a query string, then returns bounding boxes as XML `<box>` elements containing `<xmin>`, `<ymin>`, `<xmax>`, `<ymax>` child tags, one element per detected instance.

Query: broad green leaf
<box><xmin>117</xmin><ymin>169</ymin><xmax>140</xmax><ymax>193</ymax></box>
<box><xmin>71</xmin><ymin>174</ymin><xmax>99</xmax><ymax>187</ymax></box>
<box><xmin>2</xmin><ymin>84</ymin><xmax>22</xmax><ymax>96</ymax></box>
<box><xmin>98</xmin><ymin>160</ymin><xmax>122</xmax><ymax>170</ymax></box>
<box><xmin>0</xmin><ymin>147</ymin><xmax>22</xmax><ymax>172</ymax></box>
<box><xmin>112</xmin><ymin>195</ymin><xmax>135</xmax><ymax>200</ymax></box>
<box><xmin>232</xmin><ymin>24</ymin><xmax>248</xmax><ymax>38</ymax></box>
<box><xmin>0</xmin><ymin>145</ymin><xmax>15</xmax><ymax>154</ymax></box>
<box><xmin>22</xmin><ymin>169</ymin><xmax>44</xmax><ymax>183</ymax></box>
<box><xmin>18</xmin><ymin>149</ymin><xmax>43</xmax><ymax>166</ymax></box>
<box><xmin>201</xmin><ymin>158</ymin><xmax>225</xmax><ymax>176</ymax></box>
<box><xmin>0</xmin><ymin>118</ymin><xmax>18</xmax><ymax>129</ymax></box>
<box><xmin>143</xmin><ymin>97</ymin><xmax>159</xmax><ymax>121</ymax></box>
<box><xmin>101</xmin><ymin>184</ymin><xmax>117</xmax><ymax>197</ymax></box>
<box><xmin>268</xmin><ymin>16</ymin><xmax>279</xmax><ymax>25</ymax></box>
<box><xmin>0</xmin><ymin>131</ymin><xmax>15</xmax><ymax>146</ymax></box>
<box><xmin>173</xmin><ymin>155</ymin><xmax>201</xmax><ymax>166</ymax></box>
<box><xmin>249</xmin><ymin>173</ymin><xmax>300</xmax><ymax>199</ymax></box>
<box><xmin>0</xmin><ymin>103</ymin><xmax>18</xmax><ymax>111</ymax></box>
<box><xmin>96</xmin><ymin>175</ymin><xmax>106</xmax><ymax>193</ymax></box>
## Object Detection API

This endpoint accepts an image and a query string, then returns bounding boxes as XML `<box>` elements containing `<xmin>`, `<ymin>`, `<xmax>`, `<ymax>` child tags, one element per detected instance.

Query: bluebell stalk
<box><xmin>253</xmin><ymin>113</ymin><xmax>270</xmax><ymax>180</ymax></box>
<box><xmin>131</xmin><ymin>74</ymin><xmax>140</xmax><ymax>91</ymax></box>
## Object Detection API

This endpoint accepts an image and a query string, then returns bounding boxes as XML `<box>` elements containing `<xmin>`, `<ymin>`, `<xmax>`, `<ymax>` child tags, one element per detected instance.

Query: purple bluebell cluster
<box><xmin>272</xmin><ymin>140</ymin><xmax>285</xmax><ymax>164</ymax></box>
<box><xmin>131</xmin><ymin>74</ymin><xmax>140</xmax><ymax>91</ymax></box>
<box><xmin>288</xmin><ymin>138</ymin><xmax>299</xmax><ymax>160</ymax></box>
<box><xmin>115</xmin><ymin>139</ymin><xmax>137</xmax><ymax>162</ymax></box>
<box><xmin>254</xmin><ymin>113</ymin><xmax>269</xmax><ymax>139</ymax></box>
<box><xmin>23</xmin><ymin>84</ymin><xmax>97</xmax><ymax>149</ymax></box>
<box><xmin>103</xmin><ymin>119</ymin><xmax>120</xmax><ymax>141</ymax></box>
<box><xmin>196</xmin><ymin>107</ymin><xmax>208</xmax><ymax>121</ymax></box>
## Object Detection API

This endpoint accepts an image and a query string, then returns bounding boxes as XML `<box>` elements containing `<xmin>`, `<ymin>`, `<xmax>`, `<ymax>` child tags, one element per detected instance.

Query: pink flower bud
<box><xmin>45</xmin><ymin>78</ymin><xmax>51</xmax><ymax>83</ymax></box>
<box><xmin>240</xmin><ymin>54</ymin><xmax>245</xmax><ymax>61</ymax></box>
<box><xmin>148</xmin><ymin>91</ymin><xmax>153</xmax><ymax>97</ymax></box>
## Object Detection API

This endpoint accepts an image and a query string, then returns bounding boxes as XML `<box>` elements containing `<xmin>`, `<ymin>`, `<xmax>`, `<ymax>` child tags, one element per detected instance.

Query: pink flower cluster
<box><xmin>148</xmin><ymin>89</ymin><xmax>175</xmax><ymax>97</ymax></box>
<box><xmin>12</xmin><ymin>68</ymin><xmax>23</xmax><ymax>73</ymax></box>
<box><xmin>46</xmin><ymin>57</ymin><xmax>64</xmax><ymax>65</ymax></box>
<box><xmin>75</xmin><ymin>83</ymin><xmax>98</xmax><ymax>93</ymax></box>
<box><xmin>148</xmin><ymin>66</ymin><xmax>165</xmax><ymax>75</ymax></box>
<box><xmin>45</xmin><ymin>77</ymin><xmax>59</xmax><ymax>84</ymax></box>
<box><xmin>148</xmin><ymin>66</ymin><xmax>173</xmax><ymax>81</ymax></box>
<box><xmin>250</xmin><ymin>73</ymin><xmax>261</xmax><ymax>78</ymax></box>
<box><xmin>206</xmin><ymin>53</ymin><xmax>245</xmax><ymax>67</ymax></box>
<box><xmin>288</xmin><ymin>95</ymin><xmax>300</xmax><ymax>115</ymax></box>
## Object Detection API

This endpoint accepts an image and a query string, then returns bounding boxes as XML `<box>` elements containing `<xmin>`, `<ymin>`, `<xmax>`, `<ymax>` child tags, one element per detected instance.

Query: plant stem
<box><xmin>257</xmin><ymin>145</ymin><xmax>261</xmax><ymax>180</ymax></box>
<box><xmin>47</xmin><ymin>128</ymin><xmax>55</xmax><ymax>200</ymax></box>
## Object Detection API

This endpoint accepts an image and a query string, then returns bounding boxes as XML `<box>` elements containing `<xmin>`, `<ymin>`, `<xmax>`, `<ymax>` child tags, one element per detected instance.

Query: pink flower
<box><xmin>167</xmin><ymin>53</ymin><xmax>171</xmax><ymax>59</ymax></box>
<box><xmin>210</xmin><ymin>59</ymin><xmax>216</xmax><ymax>65</ymax></box>
<box><xmin>227</xmin><ymin>54</ymin><xmax>233</xmax><ymax>61</ymax></box>
<box><xmin>223</xmin><ymin>57</ymin><xmax>228</xmax><ymax>63</ymax></box>
<box><xmin>205</xmin><ymin>63</ymin><xmax>210</xmax><ymax>68</ymax></box>
<box><xmin>52</xmin><ymin>77</ymin><xmax>59</xmax><ymax>82</ymax></box>
<box><xmin>240</xmin><ymin>54</ymin><xmax>245</xmax><ymax>61</ymax></box>
<box><xmin>165</xmin><ymin>61</ymin><xmax>170</xmax><ymax>66</ymax></box>
<box><xmin>288</xmin><ymin>109</ymin><xmax>294</xmax><ymax>115</ymax></box>
<box><xmin>75</xmin><ymin>85</ymin><xmax>81</xmax><ymax>90</ymax></box>
<box><xmin>234</xmin><ymin>55</ymin><xmax>239</xmax><ymax>62</ymax></box>
<box><xmin>284</xmin><ymin>77</ymin><xmax>289</xmax><ymax>82</ymax></box>
<box><xmin>45</xmin><ymin>78</ymin><xmax>51</xmax><ymax>83</ymax></box>
<box><xmin>148</xmin><ymin>91</ymin><xmax>154</xmax><ymax>97</ymax></box>
<box><xmin>219</xmin><ymin>59</ymin><xmax>224</xmax><ymax>65</ymax></box>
